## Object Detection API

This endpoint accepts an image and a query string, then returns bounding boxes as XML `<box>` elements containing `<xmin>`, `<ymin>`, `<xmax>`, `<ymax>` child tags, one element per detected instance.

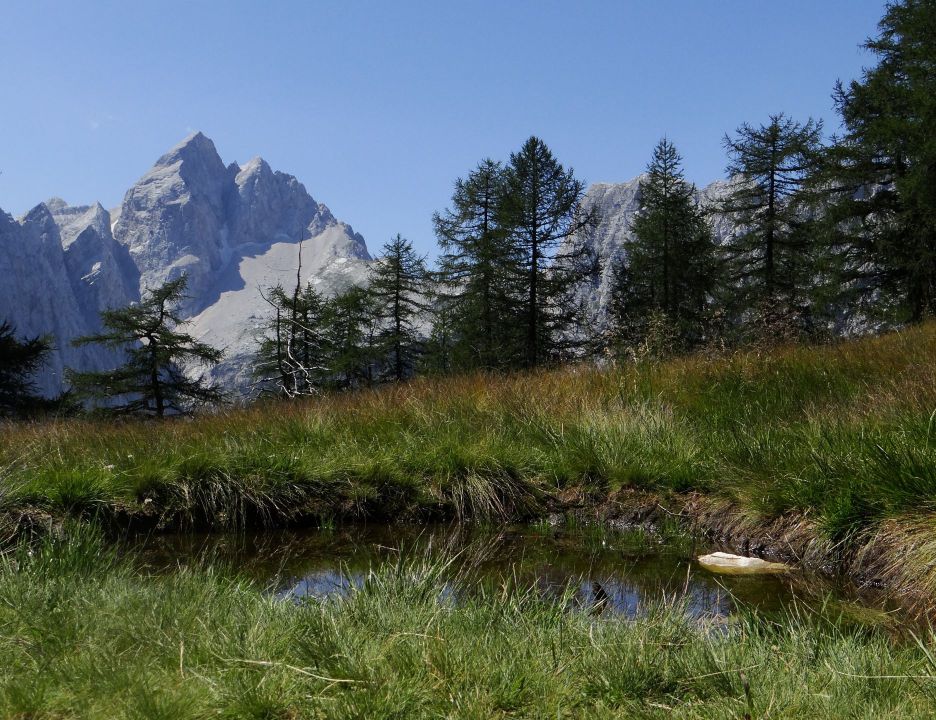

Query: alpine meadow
<box><xmin>1</xmin><ymin>1</ymin><xmax>936</xmax><ymax>718</ymax></box>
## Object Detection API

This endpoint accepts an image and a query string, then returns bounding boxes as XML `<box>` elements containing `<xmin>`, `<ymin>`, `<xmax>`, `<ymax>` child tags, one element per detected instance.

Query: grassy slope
<box><xmin>2</xmin><ymin>328</ymin><xmax>935</xmax><ymax>717</ymax></box>
<box><xmin>3</xmin><ymin>322</ymin><xmax>934</xmax><ymax>540</ymax></box>
<box><xmin>2</xmin><ymin>531</ymin><xmax>935</xmax><ymax>719</ymax></box>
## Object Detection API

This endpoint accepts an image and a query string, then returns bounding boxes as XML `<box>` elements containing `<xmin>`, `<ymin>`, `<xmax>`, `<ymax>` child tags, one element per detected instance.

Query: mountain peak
<box><xmin>237</xmin><ymin>155</ymin><xmax>272</xmax><ymax>177</ymax></box>
<box><xmin>8</xmin><ymin>133</ymin><xmax>374</xmax><ymax>396</ymax></box>
<box><xmin>154</xmin><ymin>131</ymin><xmax>221</xmax><ymax>169</ymax></box>
<box><xmin>21</xmin><ymin>201</ymin><xmax>56</xmax><ymax>227</ymax></box>
<box><xmin>44</xmin><ymin>197</ymin><xmax>70</xmax><ymax>212</ymax></box>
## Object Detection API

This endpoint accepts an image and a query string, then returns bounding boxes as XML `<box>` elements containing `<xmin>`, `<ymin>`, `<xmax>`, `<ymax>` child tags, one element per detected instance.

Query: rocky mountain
<box><xmin>2</xmin><ymin>131</ymin><xmax>747</xmax><ymax>399</ymax></box>
<box><xmin>1</xmin><ymin>132</ymin><xmax>371</xmax><ymax>396</ymax></box>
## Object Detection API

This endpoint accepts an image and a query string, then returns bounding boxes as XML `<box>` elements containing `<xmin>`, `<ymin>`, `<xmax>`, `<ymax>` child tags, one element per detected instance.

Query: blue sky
<box><xmin>1</xmin><ymin>0</ymin><xmax>886</xmax><ymax>258</ymax></box>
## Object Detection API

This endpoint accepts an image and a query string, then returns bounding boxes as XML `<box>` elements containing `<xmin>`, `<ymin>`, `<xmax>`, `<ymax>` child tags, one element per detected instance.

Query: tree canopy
<box><xmin>500</xmin><ymin>136</ymin><xmax>598</xmax><ymax>368</ymax></box>
<box><xmin>70</xmin><ymin>276</ymin><xmax>223</xmax><ymax>417</ymax></box>
<box><xmin>718</xmin><ymin>114</ymin><xmax>824</xmax><ymax>330</ymax></box>
<box><xmin>0</xmin><ymin>321</ymin><xmax>52</xmax><ymax>418</ymax></box>
<box><xmin>817</xmin><ymin>0</ymin><xmax>936</xmax><ymax>322</ymax></box>
<box><xmin>610</xmin><ymin>138</ymin><xmax>716</xmax><ymax>354</ymax></box>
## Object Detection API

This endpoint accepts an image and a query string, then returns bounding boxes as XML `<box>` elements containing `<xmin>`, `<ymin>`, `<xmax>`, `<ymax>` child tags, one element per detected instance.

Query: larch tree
<box><xmin>499</xmin><ymin>136</ymin><xmax>598</xmax><ymax>368</ymax></box>
<box><xmin>321</xmin><ymin>285</ymin><xmax>381</xmax><ymax>390</ymax></box>
<box><xmin>69</xmin><ymin>276</ymin><xmax>223</xmax><ymax>417</ymax></box>
<box><xmin>433</xmin><ymin>159</ymin><xmax>521</xmax><ymax>371</ymax></box>
<box><xmin>718</xmin><ymin>114</ymin><xmax>824</xmax><ymax>328</ymax></box>
<box><xmin>612</xmin><ymin>138</ymin><xmax>716</xmax><ymax>353</ymax></box>
<box><xmin>816</xmin><ymin>0</ymin><xmax>936</xmax><ymax>322</ymax></box>
<box><xmin>368</xmin><ymin>234</ymin><xmax>428</xmax><ymax>382</ymax></box>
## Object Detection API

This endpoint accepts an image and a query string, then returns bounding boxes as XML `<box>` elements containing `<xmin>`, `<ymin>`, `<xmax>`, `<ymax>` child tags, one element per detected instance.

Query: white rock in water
<box><xmin>697</xmin><ymin>551</ymin><xmax>790</xmax><ymax>575</ymax></box>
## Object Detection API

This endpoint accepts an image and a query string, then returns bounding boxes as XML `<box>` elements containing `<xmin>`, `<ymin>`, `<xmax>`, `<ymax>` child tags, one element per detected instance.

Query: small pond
<box><xmin>131</xmin><ymin>522</ymin><xmax>892</xmax><ymax>622</ymax></box>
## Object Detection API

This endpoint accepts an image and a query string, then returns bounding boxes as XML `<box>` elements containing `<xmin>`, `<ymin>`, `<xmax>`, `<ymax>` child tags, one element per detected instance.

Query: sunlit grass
<box><xmin>1</xmin><ymin>322</ymin><xmax>934</xmax><ymax>540</ymax></box>
<box><xmin>1</xmin><ymin>528</ymin><xmax>934</xmax><ymax>719</ymax></box>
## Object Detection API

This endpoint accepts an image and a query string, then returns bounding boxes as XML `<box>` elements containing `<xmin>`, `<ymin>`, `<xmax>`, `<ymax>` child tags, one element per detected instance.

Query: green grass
<box><xmin>1</xmin><ymin>323</ymin><xmax>935</xmax><ymax>597</ymax></box>
<box><xmin>3</xmin><ymin>326</ymin><xmax>934</xmax><ymax>716</ymax></box>
<box><xmin>2</xmin><ymin>528</ymin><xmax>935</xmax><ymax>719</ymax></box>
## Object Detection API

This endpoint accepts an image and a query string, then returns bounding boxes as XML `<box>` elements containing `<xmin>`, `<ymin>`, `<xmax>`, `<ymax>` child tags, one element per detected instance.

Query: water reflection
<box><xmin>130</xmin><ymin>523</ymin><xmax>874</xmax><ymax>620</ymax></box>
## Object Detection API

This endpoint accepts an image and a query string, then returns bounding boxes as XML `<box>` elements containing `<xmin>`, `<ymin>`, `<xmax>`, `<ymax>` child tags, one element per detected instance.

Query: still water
<box><xmin>132</xmin><ymin>522</ymin><xmax>884</xmax><ymax>621</ymax></box>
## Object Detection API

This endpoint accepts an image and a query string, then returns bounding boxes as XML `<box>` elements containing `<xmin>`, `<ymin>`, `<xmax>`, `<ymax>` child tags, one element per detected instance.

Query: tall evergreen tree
<box><xmin>0</xmin><ymin>321</ymin><xmax>52</xmax><ymax>417</ymax></box>
<box><xmin>69</xmin><ymin>276</ymin><xmax>223</xmax><ymax>417</ymax></box>
<box><xmin>817</xmin><ymin>0</ymin><xmax>936</xmax><ymax>322</ymax></box>
<box><xmin>718</xmin><ymin>114</ymin><xmax>823</xmax><ymax>325</ymax></box>
<box><xmin>433</xmin><ymin>159</ymin><xmax>520</xmax><ymax>370</ymax></box>
<box><xmin>368</xmin><ymin>234</ymin><xmax>428</xmax><ymax>382</ymax></box>
<box><xmin>500</xmin><ymin>136</ymin><xmax>598</xmax><ymax>368</ymax></box>
<box><xmin>611</xmin><ymin>139</ymin><xmax>716</xmax><ymax>352</ymax></box>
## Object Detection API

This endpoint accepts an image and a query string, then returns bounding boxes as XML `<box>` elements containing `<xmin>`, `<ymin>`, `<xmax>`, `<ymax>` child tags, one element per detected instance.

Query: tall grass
<box><xmin>1</xmin><ymin>528</ymin><xmax>935</xmax><ymax>718</ymax></box>
<box><xmin>1</xmin><ymin>322</ymin><xmax>934</xmax><ymax>543</ymax></box>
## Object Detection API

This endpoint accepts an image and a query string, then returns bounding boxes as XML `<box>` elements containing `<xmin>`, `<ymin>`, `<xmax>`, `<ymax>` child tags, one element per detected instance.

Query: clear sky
<box><xmin>0</xmin><ymin>0</ymin><xmax>886</xmax><ymax>259</ymax></box>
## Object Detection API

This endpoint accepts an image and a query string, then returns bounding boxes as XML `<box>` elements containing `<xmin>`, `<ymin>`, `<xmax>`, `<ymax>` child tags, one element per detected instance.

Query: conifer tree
<box><xmin>718</xmin><ymin>114</ymin><xmax>823</xmax><ymax>328</ymax></box>
<box><xmin>611</xmin><ymin>139</ymin><xmax>716</xmax><ymax>352</ymax></box>
<box><xmin>322</xmin><ymin>285</ymin><xmax>380</xmax><ymax>389</ymax></box>
<box><xmin>605</xmin><ymin>256</ymin><xmax>642</xmax><ymax>353</ymax></box>
<box><xmin>69</xmin><ymin>276</ymin><xmax>223</xmax><ymax>417</ymax></box>
<box><xmin>500</xmin><ymin>137</ymin><xmax>598</xmax><ymax>368</ymax></box>
<box><xmin>0</xmin><ymin>321</ymin><xmax>52</xmax><ymax>417</ymax></box>
<box><xmin>368</xmin><ymin>234</ymin><xmax>428</xmax><ymax>382</ymax></box>
<box><xmin>420</xmin><ymin>286</ymin><xmax>457</xmax><ymax>376</ymax></box>
<box><xmin>433</xmin><ymin>159</ymin><xmax>520</xmax><ymax>370</ymax></box>
<box><xmin>817</xmin><ymin>0</ymin><xmax>936</xmax><ymax>322</ymax></box>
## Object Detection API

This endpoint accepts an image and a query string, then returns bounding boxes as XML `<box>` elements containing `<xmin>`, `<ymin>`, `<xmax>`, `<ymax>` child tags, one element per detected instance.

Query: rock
<box><xmin>2</xmin><ymin>131</ymin><xmax>373</xmax><ymax>396</ymax></box>
<box><xmin>697</xmin><ymin>551</ymin><xmax>791</xmax><ymax>575</ymax></box>
<box><xmin>0</xmin><ymin>204</ymin><xmax>107</xmax><ymax>395</ymax></box>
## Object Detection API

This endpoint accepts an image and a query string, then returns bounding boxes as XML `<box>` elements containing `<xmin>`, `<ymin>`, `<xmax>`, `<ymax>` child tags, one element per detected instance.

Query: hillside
<box><xmin>3</xmin><ymin>322</ymin><xmax>934</xmax><ymax>608</ymax></box>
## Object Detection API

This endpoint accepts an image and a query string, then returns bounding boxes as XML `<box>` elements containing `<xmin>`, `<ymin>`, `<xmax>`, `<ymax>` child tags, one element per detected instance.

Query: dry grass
<box><xmin>0</xmin><ymin>321</ymin><xmax>934</xmax><ymax>590</ymax></box>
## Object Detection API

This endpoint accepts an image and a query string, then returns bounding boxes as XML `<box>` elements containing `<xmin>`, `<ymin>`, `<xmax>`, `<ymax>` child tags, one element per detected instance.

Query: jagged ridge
<box><xmin>0</xmin><ymin>132</ymin><xmax>371</xmax><ymax>395</ymax></box>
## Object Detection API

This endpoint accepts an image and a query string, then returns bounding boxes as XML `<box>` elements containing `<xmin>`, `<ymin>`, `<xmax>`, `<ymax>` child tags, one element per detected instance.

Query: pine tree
<box><xmin>718</xmin><ymin>114</ymin><xmax>823</xmax><ymax>329</ymax></box>
<box><xmin>368</xmin><ymin>234</ymin><xmax>428</xmax><ymax>382</ymax></box>
<box><xmin>433</xmin><ymin>159</ymin><xmax>521</xmax><ymax>370</ymax></box>
<box><xmin>500</xmin><ymin>137</ymin><xmax>598</xmax><ymax>368</ymax></box>
<box><xmin>0</xmin><ymin>321</ymin><xmax>52</xmax><ymax>417</ymax></box>
<box><xmin>817</xmin><ymin>0</ymin><xmax>936</xmax><ymax>322</ymax></box>
<box><xmin>612</xmin><ymin>139</ymin><xmax>716</xmax><ymax>353</ymax></box>
<box><xmin>69</xmin><ymin>276</ymin><xmax>223</xmax><ymax>417</ymax></box>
